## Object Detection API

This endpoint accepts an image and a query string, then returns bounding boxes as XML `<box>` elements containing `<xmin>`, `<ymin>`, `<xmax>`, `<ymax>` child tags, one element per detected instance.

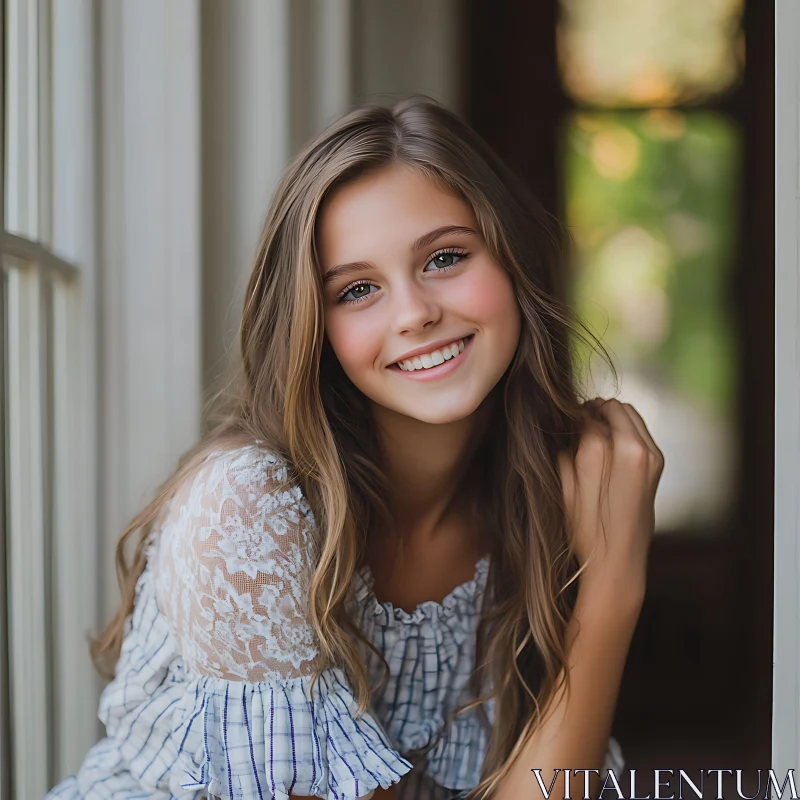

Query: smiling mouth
<box><xmin>388</xmin><ymin>334</ymin><xmax>475</xmax><ymax>373</ymax></box>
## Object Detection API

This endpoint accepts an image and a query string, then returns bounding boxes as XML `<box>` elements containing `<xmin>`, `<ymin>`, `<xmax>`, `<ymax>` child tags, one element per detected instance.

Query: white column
<box><xmin>773</xmin><ymin>0</ymin><xmax>800</xmax><ymax>776</ymax></box>
<box><xmin>50</xmin><ymin>0</ymin><xmax>102</xmax><ymax>778</ymax></box>
<box><xmin>201</xmin><ymin>0</ymin><xmax>293</xmax><ymax>399</ymax></box>
<box><xmin>312</xmin><ymin>0</ymin><xmax>354</xmax><ymax>132</ymax></box>
<box><xmin>98</xmin><ymin>0</ymin><xmax>202</xmax><ymax>623</ymax></box>
<box><xmin>289</xmin><ymin>0</ymin><xmax>354</xmax><ymax>146</ymax></box>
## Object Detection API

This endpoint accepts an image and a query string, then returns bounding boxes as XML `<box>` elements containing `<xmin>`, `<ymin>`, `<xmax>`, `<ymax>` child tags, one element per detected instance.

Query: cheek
<box><xmin>324</xmin><ymin>311</ymin><xmax>382</xmax><ymax>372</ymax></box>
<box><xmin>456</xmin><ymin>264</ymin><xmax>520</xmax><ymax>333</ymax></box>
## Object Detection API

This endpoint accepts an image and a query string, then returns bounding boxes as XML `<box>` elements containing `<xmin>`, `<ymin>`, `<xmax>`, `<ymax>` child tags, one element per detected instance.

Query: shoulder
<box><xmin>196</xmin><ymin>439</ymin><xmax>294</xmax><ymax>494</ymax></box>
<box><xmin>190</xmin><ymin>440</ymin><xmax>313</xmax><ymax>525</ymax></box>
<box><xmin>149</xmin><ymin>442</ymin><xmax>325</xmax><ymax>683</ymax></box>
<box><xmin>155</xmin><ymin>439</ymin><xmax>317</xmax><ymax>570</ymax></box>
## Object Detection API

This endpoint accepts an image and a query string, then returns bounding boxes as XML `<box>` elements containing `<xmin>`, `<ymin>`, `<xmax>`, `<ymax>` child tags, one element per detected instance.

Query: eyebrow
<box><xmin>321</xmin><ymin>224</ymin><xmax>478</xmax><ymax>285</ymax></box>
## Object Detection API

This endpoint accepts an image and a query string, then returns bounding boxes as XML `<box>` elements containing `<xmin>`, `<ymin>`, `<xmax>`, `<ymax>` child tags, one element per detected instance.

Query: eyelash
<box><xmin>335</xmin><ymin>247</ymin><xmax>470</xmax><ymax>305</ymax></box>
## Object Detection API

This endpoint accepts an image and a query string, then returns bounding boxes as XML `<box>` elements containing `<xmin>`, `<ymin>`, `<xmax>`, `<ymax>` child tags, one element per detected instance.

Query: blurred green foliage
<box><xmin>564</xmin><ymin>110</ymin><xmax>740</xmax><ymax>416</ymax></box>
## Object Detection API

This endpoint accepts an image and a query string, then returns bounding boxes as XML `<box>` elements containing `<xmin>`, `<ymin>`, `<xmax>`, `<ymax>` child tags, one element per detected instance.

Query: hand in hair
<box><xmin>493</xmin><ymin>397</ymin><xmax>662</xmax><ymax>800</ymax></box>
<box><xmin>558</xmin><ymin>397</ymin><xmax>664</xmax><ymax>596</ymax></box>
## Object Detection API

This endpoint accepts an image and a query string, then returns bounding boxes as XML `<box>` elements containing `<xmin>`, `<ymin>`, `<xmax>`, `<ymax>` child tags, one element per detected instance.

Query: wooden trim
<box><xmin>1</xmin><ymin>232</ymin><xmax>79</xmax><ymax>279</ymax></box>
<box><xmin>0</xmin><ymin>0</ymin><xmax>11</xmax><ymax>792</ymax></box>
<box><xmin>772</xmin><ymin>0</ymin><xmax>800</xmax><ymax>774</ymax></box>
<box><xmin>5</xmin><ymin>264</ymin><xmax>48</xmax><ymax>799</ymax></box>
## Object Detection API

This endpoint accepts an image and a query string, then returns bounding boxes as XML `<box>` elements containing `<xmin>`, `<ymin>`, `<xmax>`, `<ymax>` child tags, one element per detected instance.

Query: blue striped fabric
<box><xmin>347</xmin><ymin>553</ymin><xmax>495</xmax><ymax>797</ymax></box>
<box><xmin>45</xmin><ymin>444</ymin><xmax>623</xmax><ymax>800</ymax></box>
<box><xmin>46</xmin><ymin>558</ymin><xmax>414</xmax><ymax>800</ymax></box>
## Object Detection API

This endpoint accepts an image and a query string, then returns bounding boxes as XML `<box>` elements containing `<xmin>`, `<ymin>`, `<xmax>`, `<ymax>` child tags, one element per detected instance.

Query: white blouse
<box><xmin>46</xmin><ymin>441</ymin><xmax>623</xmax><ymax>800</ymax></box>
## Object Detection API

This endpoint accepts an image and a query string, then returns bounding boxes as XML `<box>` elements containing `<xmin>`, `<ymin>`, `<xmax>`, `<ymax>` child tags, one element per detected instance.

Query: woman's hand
<box><xmin>558</xmin><ymin>397</ymin><xmax>664</xmax><ymax>596</ymax></box>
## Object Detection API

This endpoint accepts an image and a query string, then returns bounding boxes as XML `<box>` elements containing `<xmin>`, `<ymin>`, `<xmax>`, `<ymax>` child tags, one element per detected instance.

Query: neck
<box><xmin>370</xmin><ymin>393</ymin><xmax>495</xmax><ymax>547</ymax></box>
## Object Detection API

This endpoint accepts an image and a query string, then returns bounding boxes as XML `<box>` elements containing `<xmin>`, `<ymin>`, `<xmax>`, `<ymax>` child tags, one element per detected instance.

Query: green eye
<box><xmin>425</xmin><ymin>249</ymin><xmax>468</xmax><ymax>272</ymax></box>
<box><xmin>432</xmin><ymin>253</ymin><xmax>457</xmax><ymax>268</ymax></box>
<box><xmin>338</xmin><ymin>281</ymin><xmax>377</xmax><ymax>304</ymax></box>
<box><xmin>349</xmin><ymin>284</ymin><xmax>371</xmax><ymax>298</ymax></box>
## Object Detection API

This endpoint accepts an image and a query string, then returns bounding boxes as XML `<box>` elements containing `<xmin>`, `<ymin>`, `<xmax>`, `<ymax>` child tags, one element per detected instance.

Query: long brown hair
<box><xmin>92</xmin><ymin>96</ymin><xmax>613</xmax><ymax>799</ymax></box>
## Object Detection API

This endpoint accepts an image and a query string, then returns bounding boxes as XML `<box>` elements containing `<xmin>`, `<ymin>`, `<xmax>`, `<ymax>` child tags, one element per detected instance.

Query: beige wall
<box><xmin>355</xmin><ymin>0</ymin><xmax>464</xmax><ymax>114</ymax></box>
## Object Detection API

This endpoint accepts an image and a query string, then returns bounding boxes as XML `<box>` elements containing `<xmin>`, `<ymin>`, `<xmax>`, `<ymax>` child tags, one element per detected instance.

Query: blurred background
<box><xmin>0</xmin><ymin>0</ymin><xmax>775</xmax><ymax>797</ymax></box>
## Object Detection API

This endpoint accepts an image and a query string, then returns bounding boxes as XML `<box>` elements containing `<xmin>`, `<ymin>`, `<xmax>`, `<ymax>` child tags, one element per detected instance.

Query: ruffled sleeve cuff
<box><xmin>172</xmin><ymin>667</ymin><xmax>413</xmax><ymax>800</ymax></box>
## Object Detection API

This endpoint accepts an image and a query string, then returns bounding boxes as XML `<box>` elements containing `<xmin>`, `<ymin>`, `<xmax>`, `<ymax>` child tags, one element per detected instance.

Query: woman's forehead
<box><xmin>316</xmin><ymin>164</ymin><xmax>476</xmax><ymax>265</ymax></box>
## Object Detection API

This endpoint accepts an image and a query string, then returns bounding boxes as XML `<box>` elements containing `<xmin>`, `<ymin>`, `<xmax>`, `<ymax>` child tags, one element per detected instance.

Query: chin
<box><xmin>390</xmin><ymin>396</ymin><xmax>486</xmax><ymax>426</ymax></box>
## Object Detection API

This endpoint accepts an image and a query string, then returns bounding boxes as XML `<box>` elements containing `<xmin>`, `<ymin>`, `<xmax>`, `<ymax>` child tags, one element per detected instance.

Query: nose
<box><xmin>390</xmin><ymin>278</ymin><xmax>442</xmax><ymax>334</ymax></box>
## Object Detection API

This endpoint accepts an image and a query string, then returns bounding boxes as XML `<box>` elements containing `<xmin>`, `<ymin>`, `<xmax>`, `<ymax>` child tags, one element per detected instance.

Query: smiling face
<box><xmin>317</xmin><ymin>163</ymin><xmax>522</xmax><ymax>426</ymax></box>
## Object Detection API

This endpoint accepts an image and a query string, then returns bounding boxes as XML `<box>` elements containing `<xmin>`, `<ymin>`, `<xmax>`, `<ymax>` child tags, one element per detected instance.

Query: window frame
<box><xmin>772</xmin><ymin>0</ymin><xmax>800</xmax><ymax>775</ymax></box>
<box><xmin>2</xmin><ymin>0</ymin><xmax>101</xmax><ymax>794</ymax></box>
<box><xmin>0</xmin><ymin>0</ymin><xmax>10</xmax><ymax>786</ymax></box>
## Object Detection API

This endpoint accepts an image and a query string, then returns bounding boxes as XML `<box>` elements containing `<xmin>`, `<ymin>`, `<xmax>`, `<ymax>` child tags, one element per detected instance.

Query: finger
<box><xmin>573</xmin><ymin>423</ymin><xmax>613</xmax><ymax>502</ymax></box>
<box><xmin>557</xmin><ymin>450</ymin><xmax>575</xmax><ymax>507</ymax></box>
<box><xmin>579</xmin><ymin>396</ymin><xmax>604</xmax><ymax>415</ymax></box>
<box><xmin>595</xmin><ymin>398</ymin><xmax>643</xmax><ymax>444</ymax></box>
<box><xmin>582</xmin><ymin>415</ymin><xmax>612</xmax><ymax>444</ymax></box>
<box><xmin>580</xmin><ymin>397</ymin><xmax>611</xmax><ymax>437</ymax></box>
<box><xmin>621</xmin><ymin>402</ymin><xmax>664</xmax><ymax>462</ymax></box>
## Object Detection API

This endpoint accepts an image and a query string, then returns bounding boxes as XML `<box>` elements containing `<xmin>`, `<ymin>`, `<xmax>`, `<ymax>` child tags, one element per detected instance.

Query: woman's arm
<box><xmin>493</xmin><ymin>566</ymin><xmax>643</xmax><ymax>800</ymax></box>
<box><xmin>494</xmin><ymin>399</ymin><xmax>663</xmax><ymax>800</ymax></box>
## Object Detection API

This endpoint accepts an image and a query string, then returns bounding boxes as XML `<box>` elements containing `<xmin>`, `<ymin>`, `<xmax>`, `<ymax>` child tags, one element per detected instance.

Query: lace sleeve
<box><xmin>153</xmin><ymin>442</ymin><xmax>323</xmax><ymax>681</ymax></box>
<box><xmin>149</xmin><ymin>443</ymin><xmax>412</xmax><ymax>799</ymax></box>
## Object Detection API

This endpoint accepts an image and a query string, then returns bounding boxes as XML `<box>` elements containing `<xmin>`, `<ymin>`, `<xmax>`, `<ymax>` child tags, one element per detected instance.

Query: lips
<box><xmin>389</xmin><ymin>334</ymin><xmax>473</xmax><ymax>369</ymax></box>
<box><xmin>388</xmin><ymin>333</ymin><xmax>475</xmax><ymax>378</ymax></box>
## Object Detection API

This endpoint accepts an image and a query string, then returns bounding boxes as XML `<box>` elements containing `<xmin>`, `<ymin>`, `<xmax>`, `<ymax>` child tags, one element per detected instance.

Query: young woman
<box><xmin>47</xmin><ymin>97</ymin><xmax>663</xmax><ymax>800</ymax></box>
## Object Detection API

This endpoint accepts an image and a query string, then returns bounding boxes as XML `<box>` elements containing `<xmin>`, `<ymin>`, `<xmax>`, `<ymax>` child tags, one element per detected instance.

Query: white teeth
<box><xmin>396</xmin><ymin>336</ymin><xmax>471</xmax><ymax>372</ymax></box>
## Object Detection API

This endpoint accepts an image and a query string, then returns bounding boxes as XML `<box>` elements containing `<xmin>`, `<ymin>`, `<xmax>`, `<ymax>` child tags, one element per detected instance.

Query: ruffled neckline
<box><xmin>353</xmin><ymin>553</ymin><xmax>491</xmax><ymax>627</ymax></box>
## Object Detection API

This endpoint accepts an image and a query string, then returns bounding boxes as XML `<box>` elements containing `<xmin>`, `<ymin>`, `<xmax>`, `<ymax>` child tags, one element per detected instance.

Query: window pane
<box><xmin>565</xmin><ymin>110</ymin><xmax>740</xmax><ymax>532</ymax></box>
<box><xmin>558</xmin><ymin>0</ymin><xmax>745</xmax><ymax>107</ymax></box>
